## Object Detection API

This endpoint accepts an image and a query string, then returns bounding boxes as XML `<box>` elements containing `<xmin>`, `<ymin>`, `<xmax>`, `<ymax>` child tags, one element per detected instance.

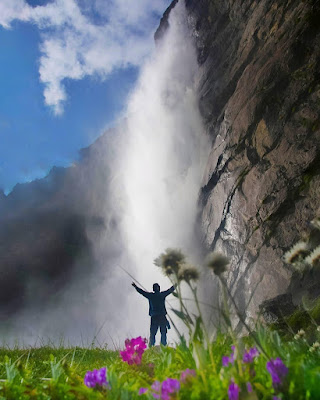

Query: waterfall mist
<box><xmin>93</xmin><ymin>0</ymin><xmax>211</xmax><ymax>344</ymax></box>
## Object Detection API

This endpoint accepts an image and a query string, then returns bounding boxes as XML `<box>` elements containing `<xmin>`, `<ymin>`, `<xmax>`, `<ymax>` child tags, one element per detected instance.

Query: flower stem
<box><xmin>189</xmin><ymin>284</ymin><xmax>216</xmax><ymax>373</ymax></box>
<box><xmin>219</xmin><ymin>276</ymin><xmax>270</xmax><ymax>359</ymax></box>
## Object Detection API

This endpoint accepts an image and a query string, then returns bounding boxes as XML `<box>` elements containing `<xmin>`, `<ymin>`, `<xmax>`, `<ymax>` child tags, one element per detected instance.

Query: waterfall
<box><xmin>99</xmin><ymin>0</ymin><xmax>211</xmax><ymax>342</ymax></box>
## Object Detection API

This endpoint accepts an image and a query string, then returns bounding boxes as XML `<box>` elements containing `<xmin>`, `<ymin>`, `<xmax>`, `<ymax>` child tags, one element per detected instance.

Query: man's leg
<box><xmin>149</xmin><ymin>322</ymin><xmax>158</xmax><ymax>347</ymax></box>
<box><xmin>160</xmin><ymin>324</ymin><xmax>167</xmax><ymax>346</ymax></box>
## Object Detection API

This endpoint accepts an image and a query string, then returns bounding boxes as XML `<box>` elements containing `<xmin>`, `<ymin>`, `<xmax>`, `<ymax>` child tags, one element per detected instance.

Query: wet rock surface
<box><xmin>158</xmin><ymin>0</ymin><xmax>320</xmax><ymax>317</ymax></box>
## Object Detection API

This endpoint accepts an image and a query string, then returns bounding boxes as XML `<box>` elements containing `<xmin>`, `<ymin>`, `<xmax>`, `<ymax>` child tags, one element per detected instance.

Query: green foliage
<box><xmin>285</xmin><ymin>309</ymin><xmax>312</xmax><ymax>332</ymax></box>
<box><xmin>0</xmin><ymin>347</ymin><xmax>119</xmax><ymax>400</ymax></box>
<box><xmin>1</xmin><ymin>323</ymin><xmax>320</xmax><ymax>400</ymax></box>
<box><xmin>170</xmin><ymin>308</ymin><xmax>193</xmax><ymax>325</ymax></box>
<box><xmin>309</xmin><ymin>297</ymin><xmax>320</xmax><ymax>322</ymax></box>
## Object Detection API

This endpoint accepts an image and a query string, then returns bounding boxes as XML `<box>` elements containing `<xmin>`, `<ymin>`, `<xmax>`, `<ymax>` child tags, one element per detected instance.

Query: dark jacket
<box><xmin>134</xmin><ymin>286</ymin><xmax>175</xmax><ymax>316</ymax></box>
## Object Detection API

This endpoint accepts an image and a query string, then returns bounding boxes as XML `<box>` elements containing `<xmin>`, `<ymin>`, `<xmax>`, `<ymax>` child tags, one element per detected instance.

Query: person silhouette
<box><xmin>132</xmin><ymin>282</ymin><xmax>175</xmax><ymax>347</ymax></box>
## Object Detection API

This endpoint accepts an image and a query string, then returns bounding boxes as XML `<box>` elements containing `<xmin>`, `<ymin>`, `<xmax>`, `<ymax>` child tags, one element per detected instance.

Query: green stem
<box><xmin>166</xmin><ymin>314</ymin><xmax>183</xmax><ymax>340</ymax></box>
<box><xmin>171</xmin><ymin>276</ymin><xmax>192</xmax><ymax>338</ymax></box>
<box><xmin>220</xmin><ymin>280</ymin><xmax>243</xmax><ymax>377</ymax></box>
<box><xmin>219</xmin><ymin>276</ymin><xmax>270</xmax><ymax>360</ymax></box>
<box><xmin>189</xmin><ymin>283</ymin><xmax>216</xmax><ymax>372</ymax></box>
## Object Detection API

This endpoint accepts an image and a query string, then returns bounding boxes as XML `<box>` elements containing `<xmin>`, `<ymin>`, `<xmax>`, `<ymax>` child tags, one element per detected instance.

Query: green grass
<box><xmin>1</xmin><ymin>324</ymin><xmax>320</xmax><ymax>399</ymax></box>
<box><xmin>0</xmin><ymin>346</ymin><xmax>118</xmax><ymax>380</ymax></box>
<box><xmin>2</xmin><ymin>233</ymin><xmax>320</xmax><ymax>399</ymax></box>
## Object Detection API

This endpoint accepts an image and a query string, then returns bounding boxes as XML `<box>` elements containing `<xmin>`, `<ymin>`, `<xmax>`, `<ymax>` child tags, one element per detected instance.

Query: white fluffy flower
<box><xmin>294</xmin><ymin>329</ymin><xmax>306</xmax><ymax>340</ymax></box>
<box><xmin>309</xmin><ymin>342</ymin><xmax>320</xmax><ymax>353</ymax></box>
<box><xmin>283</xmin><ymin>241</ymin><xmax>308</xmax><ymax>265</ymax></box>
<box><xmin>305</xmin><ymin>245</ymin><xmax>320</xmax><ymax>267</ymax></box>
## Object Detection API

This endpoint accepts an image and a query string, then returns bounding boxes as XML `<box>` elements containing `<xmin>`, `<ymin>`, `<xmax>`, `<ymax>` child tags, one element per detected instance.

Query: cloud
<box><xmin>0</xmin><ymin>0</ymin><xmax>170</xmax><ymax>114</ymax></box>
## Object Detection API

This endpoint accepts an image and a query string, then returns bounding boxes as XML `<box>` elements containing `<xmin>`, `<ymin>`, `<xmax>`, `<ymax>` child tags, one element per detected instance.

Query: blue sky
<box><xmin>0</xmin><ymin>0</ymin><xmax>171</xmax><ymax>194</ymax></box>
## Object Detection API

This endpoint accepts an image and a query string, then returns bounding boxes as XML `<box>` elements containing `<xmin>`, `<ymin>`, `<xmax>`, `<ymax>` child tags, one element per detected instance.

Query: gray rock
<box><xmin>165</xmin><ymin>0</ymin><xmax>320</xmax><ymax>319</ymax></box>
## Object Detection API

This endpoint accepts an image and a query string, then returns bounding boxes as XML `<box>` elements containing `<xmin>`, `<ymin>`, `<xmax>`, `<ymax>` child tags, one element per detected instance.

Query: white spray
<box><xmin>95</xmin><ymin>0</ymin><xmax>211</xmax><ymax>343</ymax></box>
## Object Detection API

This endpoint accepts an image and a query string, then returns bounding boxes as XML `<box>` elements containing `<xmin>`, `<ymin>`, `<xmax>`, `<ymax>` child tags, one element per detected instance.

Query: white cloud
<box><xmin>0</xmin><ymin>0</ymin><xmax>171</xmax><ymax>114</ymax></box>
<box><xmin>0</xmin><ymin>0</ymin><xmax>31</xmax><ymax>28</ymax></box>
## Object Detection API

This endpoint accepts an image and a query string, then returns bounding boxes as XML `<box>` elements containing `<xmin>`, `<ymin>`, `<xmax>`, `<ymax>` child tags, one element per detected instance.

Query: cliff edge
<box><xmin>160</xmin><ymin>0</ymin><xmax>320</xmax><ymax>317</ymax></box>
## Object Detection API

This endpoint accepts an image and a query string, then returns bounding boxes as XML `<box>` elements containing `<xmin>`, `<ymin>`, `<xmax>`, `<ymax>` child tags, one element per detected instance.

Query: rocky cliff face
<box><xmin>176</xmin><ymin>0</ymin><xmax>320</xmax><ymax>317</ymax></box>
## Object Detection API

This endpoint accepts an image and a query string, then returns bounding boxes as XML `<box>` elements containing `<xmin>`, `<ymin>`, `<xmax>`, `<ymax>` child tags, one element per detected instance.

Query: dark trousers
<box><xmin>149</xmin><ymin>315</ymin><xmax>168</xmax><ymax>347</ymax></box>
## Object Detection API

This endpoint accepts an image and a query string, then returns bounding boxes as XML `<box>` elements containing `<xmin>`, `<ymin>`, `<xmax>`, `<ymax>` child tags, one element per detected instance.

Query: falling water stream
<box><xmin>100</xmin><ymin>0</ymin><xmax>211</xmax><ymax>343</ymax></box>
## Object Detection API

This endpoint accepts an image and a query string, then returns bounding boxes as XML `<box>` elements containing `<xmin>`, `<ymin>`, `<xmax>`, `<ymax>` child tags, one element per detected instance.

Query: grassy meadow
<box><xmin>1</xmin><ymin>322</ymin><xmax>320</xmax><ymax>400</ymax></box>
<box><xmin>2</xmin><ymin>221</ymin><xmax>320</xmax><ymax>400</ymax></box>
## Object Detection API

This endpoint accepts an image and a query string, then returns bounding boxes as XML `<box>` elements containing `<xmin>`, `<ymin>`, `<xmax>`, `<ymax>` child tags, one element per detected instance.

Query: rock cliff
<box><xmin>176</xmin><ymin>0</ymin><xmax>320</xmax><ymax>317</ymax></box>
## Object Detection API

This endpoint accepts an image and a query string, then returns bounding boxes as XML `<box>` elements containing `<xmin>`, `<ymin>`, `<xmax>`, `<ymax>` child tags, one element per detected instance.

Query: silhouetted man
<box><xmin>132</xmin><ymin>282</ymin><xmax>175</xmax><ymax>347</ymax></box>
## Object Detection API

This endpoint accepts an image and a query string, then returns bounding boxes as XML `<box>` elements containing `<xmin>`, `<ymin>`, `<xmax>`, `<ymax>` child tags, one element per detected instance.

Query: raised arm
<box><xmin>162</xmin><ymin>285</ymin><xmax>176</xmax><ymax>297</ymax></box>
<box><xmin>132</xmin><ymin>282</ymin><xmax>151</xmax><ymax>298</ymax></box>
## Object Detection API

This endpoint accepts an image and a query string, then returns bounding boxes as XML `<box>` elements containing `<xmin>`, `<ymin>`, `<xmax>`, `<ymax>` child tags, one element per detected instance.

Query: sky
<box><xmin>0</xmin><ymin>0</ymin><xmax>171</xmax><ymax>194</ymax></box>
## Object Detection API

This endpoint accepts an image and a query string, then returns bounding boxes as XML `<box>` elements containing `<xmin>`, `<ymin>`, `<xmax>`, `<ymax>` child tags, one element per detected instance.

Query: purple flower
<box><xmin>243</xmin><ymin>347</ymin><xmax>260</xmax><ymax>363</ymax></box>
<box><xmin>246</xmin><ymin>382</ymin><xmax>252</xmax><ymax>393</ymax></box>
<box><xmin>273</xmin><ymin>397</ymin><xmax>281</xmax><ymax>400</ymax></box>
<box><xmin>151</xmin><ymin>381</ymin><xmax>161</xmax><ymax>392</ymax></box>
<box><xmin>266</xmin><ymin>358</ymin><xmax>288</xmax><ymax>388</ymax></box>
<box><xmin>228</xmin><ymin>380</ymin><xmax>240</xmax><ymax>400</ymax></box>
<box><xmin>222</xmin><ymin>355</ymin><xmax>230</xmax><ymax>366</ymax></box>
<box><xmin>151</xmin><ymin>380</ymin><xmax>161</xmax><ymax>398</ymax></box>
<box><xmin>162</xmin><ymin>378</ymin><xmax>180</xmax><ymax>400</ymax></box>
<box><xmin>84</xmin><ymin>367</ymin><xmax>108</xmax><ymax>388</ymax></box>
<box><xmin>139</xmin><ymin>387</ymin><xmax>148</xmax><ymax>395</ymax></box>
<box><xmin>162</xmin><ymin>378</ymin><xmax>180</xmax><ymax>392</ymax></box>
<box><xmin>151</xmin><ymin>378</ymin><xmax>180</xmax><ymax>400</ymax></box>
<box><xmin>84</xmin><ymin>371</ymin><xmax>95</xmax><ymax>388</ymax></box>
<box><xmin>222</xmin><ymin>345</ymin><xmax>235</xmax><ymax>367</ymax></box>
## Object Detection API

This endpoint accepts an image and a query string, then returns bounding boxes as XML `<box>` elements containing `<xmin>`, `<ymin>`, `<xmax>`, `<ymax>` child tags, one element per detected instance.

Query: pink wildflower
<box><xmin>180</xmin><ymin>368</ymin><xmax>196</xmax><ymax>383</ymax></box>
<box><xmin>120</xmin><ymin>336</ymin><xmax>147</xmax><ymax>365</ymax></box>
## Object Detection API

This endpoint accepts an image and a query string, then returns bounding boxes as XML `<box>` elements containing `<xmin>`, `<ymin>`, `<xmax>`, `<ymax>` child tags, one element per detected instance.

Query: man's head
<box><xmin>153</xmin><ymin>283</ymin><xmax>160</xmax><ymax>292</ymax></box>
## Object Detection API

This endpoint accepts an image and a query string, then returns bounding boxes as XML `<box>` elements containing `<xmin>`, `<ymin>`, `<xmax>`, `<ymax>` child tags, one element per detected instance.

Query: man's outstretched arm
<box><xmin>132</xmin><ymin>282</ymin><xmax>150</xmax><ymax>298</ymax></box>
<box><xmin>162</xmin><ymin>284</ymin><xmax>176</xmax><ymax>297</ymax></box>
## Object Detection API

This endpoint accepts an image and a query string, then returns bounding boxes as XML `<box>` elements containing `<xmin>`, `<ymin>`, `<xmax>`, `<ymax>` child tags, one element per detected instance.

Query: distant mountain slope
<box><xmin>0</xmin><ymin>128</ymin><xmax>123</xmax><ymax>320</ymax></box>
